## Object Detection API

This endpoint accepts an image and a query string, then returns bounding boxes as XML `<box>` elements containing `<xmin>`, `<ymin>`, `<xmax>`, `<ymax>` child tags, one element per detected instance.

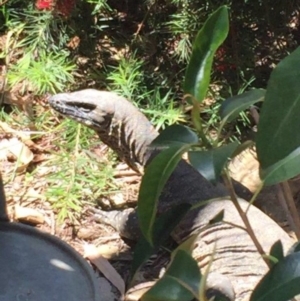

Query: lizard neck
<box><xmin>96</xmin><ymin>101</ymin><xmax>158</xmax><ymax>170</ymax></box>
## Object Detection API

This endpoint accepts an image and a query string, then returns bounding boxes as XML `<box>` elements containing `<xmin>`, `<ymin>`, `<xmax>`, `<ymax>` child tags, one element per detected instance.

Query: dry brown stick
<box><xmin>113</xmin><ymin>170</ymin><xmax>140</xmax><ymax>177</ymax></box>
<box><xmin>0</xmin><ymin>0</ymin><xmax>9</xmax><ymax>7</ymax></box>
<box><xmin>280</xmin><ymin>181</ymin><xmax>300</xmax><ymax>240</ymax></box>
<box><xmin>276</xmin><ymin>184</ymin><xmax>298</xmax><ymax>234</ymax></box>
<box><xmin>133</xmin><ymin>1</ymin><xmax>156</xmax><ymax>37</ymax></box>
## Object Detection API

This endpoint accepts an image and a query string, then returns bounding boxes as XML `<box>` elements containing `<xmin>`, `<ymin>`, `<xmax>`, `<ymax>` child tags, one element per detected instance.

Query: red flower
<box><xmin>35</xmin><ymin>0</ymin><xmax>54</xmax><ymax>10</ymax></box>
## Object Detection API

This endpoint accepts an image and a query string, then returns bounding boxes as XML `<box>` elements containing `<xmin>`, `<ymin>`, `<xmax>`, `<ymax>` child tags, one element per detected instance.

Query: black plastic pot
<box><xmin>0</xmin><ymin>174</ymin><xmax>101</xmax><ymax>301</ymax></box>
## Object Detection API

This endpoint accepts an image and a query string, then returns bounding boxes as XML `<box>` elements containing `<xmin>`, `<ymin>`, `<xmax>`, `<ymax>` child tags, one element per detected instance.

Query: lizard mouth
<box><xmin>49</xmin><ymin>97</ymin><xmax>97</xmax><ymax>119</ymax></box>
<box><xmin>49</xmin><ymin>95</ymin><xmax>109</xmax><ymax>129</ymax></box>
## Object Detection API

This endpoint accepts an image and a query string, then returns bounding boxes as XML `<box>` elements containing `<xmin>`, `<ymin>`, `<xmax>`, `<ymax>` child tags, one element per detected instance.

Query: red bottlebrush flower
<box><xmin>216</xmin><ymin>46</ymin><xmax>226</xmax><ymax>59</ymax></box>
<box><xmin>55</xmin><ymin>0</ymin><xmax>76</xmax><ymax>17</ymax></box>
<box><xmin>35</xmin><ymin>0</ymin><xmax>54</xmax><ymax>10</ymax></box>
<box><xmin>215</xmin><ymin>63</ymin><xmax>236</xmax><ymax>72</ymax></box>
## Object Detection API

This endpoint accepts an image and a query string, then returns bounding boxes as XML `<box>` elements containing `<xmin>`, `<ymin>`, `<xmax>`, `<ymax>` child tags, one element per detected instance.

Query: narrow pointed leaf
<box><xmin>209</xmin><ymin>209</ymin><xmax>224</xmax><ymax>224</ymax></box>
<box><xmin>138</xmin><ymin>144</ymin><xmax>192</xmax><ymax>244</ymax></box>
<box><xmin>152</xmin><ymin>124</ymin><xmax>198</xmax><ymax>147</ymax></box>
<box><xmin>142</xmin><ymin>250</ymin><xmax>201</xmax><ymax>301</ymax></box>
<box><xmin>231</xmin><ymin>140</ymin><xmax>255</xmax><ymax>158</ymax></box>
<box><xmin>188</xmin><ymin>142</ymin><xmax>239</xmax><ymax>182</ymax></box>
<box><xmin>219</xmin><ymin>89</ymin><xmax>265</xmax><ymax>122</ymax></box>
<box><xmin>184</xmin><ymin>6</ymin><xmax>229</xmax><ymax>103</ymax></box>
<box><xmin>250</xmin><ymin>252</ymin><xmax>300</xmax><ymax>301</ymax></box>
<box><xmin>260</xmin><ymin>146</ymin><xmax>300</xmax><ymax>185</ymax></box>
<box><xmin>172</xmin><ymin>234</ymin><xmax>199</xmax><ymax>259</ymax></box>
<box><xmin>256</xmin><ymin>47</ymin><xmax>300</xmax><ymax>172</ymax></box>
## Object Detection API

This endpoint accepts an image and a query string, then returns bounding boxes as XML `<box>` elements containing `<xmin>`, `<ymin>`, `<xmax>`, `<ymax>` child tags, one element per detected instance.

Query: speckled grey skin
<box><xmin>49</xmin><ymin>90</ymin><xmax>295</xmax><ymax>301</ymax></box>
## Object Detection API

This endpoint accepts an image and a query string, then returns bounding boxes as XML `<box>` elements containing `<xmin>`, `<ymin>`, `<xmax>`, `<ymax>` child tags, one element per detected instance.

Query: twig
<box><xmin>113</xmin><ymin>170</ymin><xmax>140</xmax><ymax>177</ymax></box>
<box><xmin>223</xmin><ymin>172</ymin><xmax>271</xmax><ymax>268</ymax></box>
<box><xmin>276</xmin><ymin>184</ymin><xmax>298</xmax><ymax>235</ymax></box>
<box><xmin>280</xmin><ymin>181</ymin><xmax>300</xmax><ymax>240</ymax></box>
<box><xmin>0</xmin><ymin>0</ymin><xmax>9</xmax><ymax>7</ymax></box>
<box><xmin>245</xmin><ymin>181</ymin><xmax>264</xmax><ymax>213</ymax></box>
<box><xmin>133</xmin><ymin>1</ymin><xmax>156</xmax><ymax>37</ymax></box>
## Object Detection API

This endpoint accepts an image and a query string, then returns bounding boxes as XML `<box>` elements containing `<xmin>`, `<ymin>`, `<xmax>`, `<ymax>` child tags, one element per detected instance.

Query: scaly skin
<box><xmin>49</xmin><ymin>89</ymin><xmax>295</xmax><ymax>301</ymax></box>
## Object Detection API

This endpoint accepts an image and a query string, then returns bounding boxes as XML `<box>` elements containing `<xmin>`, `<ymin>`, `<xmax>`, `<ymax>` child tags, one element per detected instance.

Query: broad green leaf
<box><xmin>131</xmin><ymin>203</ymin><xmax>191</xmax><ymax>279</ymax></box>
<box><xmin>250</xmin><ymin>251</ymin><xmax>300</xmax><ymax>301</ymax></box>
<box><xmin>219</xmin><ymin>89</ymin><xmax>265</xmax><ymax>122</ymax></box>
<box><xmin>184</xmin><ymin>6</ymin><xmax>229</xmax><ymax>103</ymax></box>
<box><xmin>142</xmin><ymin>250</ymin><xmax>201</xmax><ymax>301</ymax></box>
<box><xmin>152</xmin><ymin>124</ymin><xmax>198</xmax><ymax>147</ymax></box>
<box><xmin>260</xmin><ymin>146</ymin><xmax>300</xmax><ymax>185</ymax></box>
<box><xmin>256</xmin><ymin>47</ymin><xmax>300</xmax><ymax>172</ymax></box>
<box><xmin>138</xmin><ymin>144</ymin><xmax>192</xmax><ymax>244</ymax></box>
<box><xmin>188</xmin><ymin>142</ymin><xmax>239</xmax><ymax>182</ymax></box>
<box><xmin>269</xmin><ymin>240</ymin><xmax>284</xmax><ymax>261</ymax></box>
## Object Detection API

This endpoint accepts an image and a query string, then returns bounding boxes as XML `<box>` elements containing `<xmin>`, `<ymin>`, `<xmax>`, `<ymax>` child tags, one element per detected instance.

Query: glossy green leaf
<box><xmin>219</xmin><ymin>89</ymin><xmax>265</xmax><ymax>122</ymax></box>
<box><xmin>142</xmin><ymin>250</ymin><xmax>201</xmax><ymax>301</ymax></box>
<box><xmin>260</xmin><ymin>146</ymin><xmax>300</xmax><ymax>185</ymax></box>
<box><xmin>138</xmin><ymin>144</ymin><xmax>192</xmax><ymax>244</ymax></box>
<box><xmin>152</xmin><ymin>124</ymin><xmax>198</xmax><ymax>147</ymax></box>
<box><xmin>209</xmin><ymin>209</ymin><xmax>224</xmax><ymax>224</ymax></box>
<box><xmin>184</xmin><ymin>6</ymin><xmax>229</xmax><ymax>103</ymax></box>
<box><xmin>131</xmin><ymin>203</ymin><xmax>191</xmax><ymax>279</ymax></box>
<box><xmin>268</xmin><ymin>240</ymin><xmax>284</xmax><ymax>266</ymax></box>
<box><xmin>256</xmin><ymin>47</ymin><xmax>300</xmax><ymax>174</ymax></box>
<box><xmin>188</xmin><ymin>142</ymin><xmax>239</xmax><ymax>182</ymax></box>
<box><xmin>250</xmin><ymin>251</ymin><xmax>300</xmax><ymax>301</ymax></box>
<box><xmin>269</xmin><ymin>240</ymin><xmax>284</xmax><ymax>261</ymax></box>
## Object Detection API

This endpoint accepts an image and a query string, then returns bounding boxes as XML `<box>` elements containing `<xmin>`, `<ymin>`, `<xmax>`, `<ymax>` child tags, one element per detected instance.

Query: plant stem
<box><xmin>223</xmin><ymin>172</ymin><xmax>271</xmax><ymax>268</ymax></box>
<box><xmin>191</xmin><ymin>103</ymin><xmax>212</xmax><ymax>149</ymax></box>
<box><xmin>245</xmin><ymin>181</ymin><xmax>264</xmax><ymax>213</ymax></box>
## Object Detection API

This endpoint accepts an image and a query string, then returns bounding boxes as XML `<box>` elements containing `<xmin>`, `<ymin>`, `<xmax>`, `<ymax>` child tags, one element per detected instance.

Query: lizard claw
<box><xmin>88</xmin><ymin>206</ymin><xmax>140</xmax><ymax>240</ymax></box>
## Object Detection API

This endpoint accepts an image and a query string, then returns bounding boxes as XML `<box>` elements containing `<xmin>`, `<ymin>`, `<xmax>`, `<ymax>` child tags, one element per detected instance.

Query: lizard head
<box><xmin>48</xmin><ymin>89</ymin><xmax>116</xmax><ymax>131</ymax></box>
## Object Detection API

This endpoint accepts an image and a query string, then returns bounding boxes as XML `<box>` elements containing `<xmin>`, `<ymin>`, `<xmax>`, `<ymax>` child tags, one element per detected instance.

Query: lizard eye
<box><xmin>69</xmin><ymin>102</ymin><xmax>96</xmax><ymax>113</ymax></box>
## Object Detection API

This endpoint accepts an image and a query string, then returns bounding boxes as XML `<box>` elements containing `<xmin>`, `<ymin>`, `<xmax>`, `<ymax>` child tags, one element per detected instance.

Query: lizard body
<box><xmin>49</xmin><ymin>89</ymin><xmax>295</xmax><ymax>301</ymax></box>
